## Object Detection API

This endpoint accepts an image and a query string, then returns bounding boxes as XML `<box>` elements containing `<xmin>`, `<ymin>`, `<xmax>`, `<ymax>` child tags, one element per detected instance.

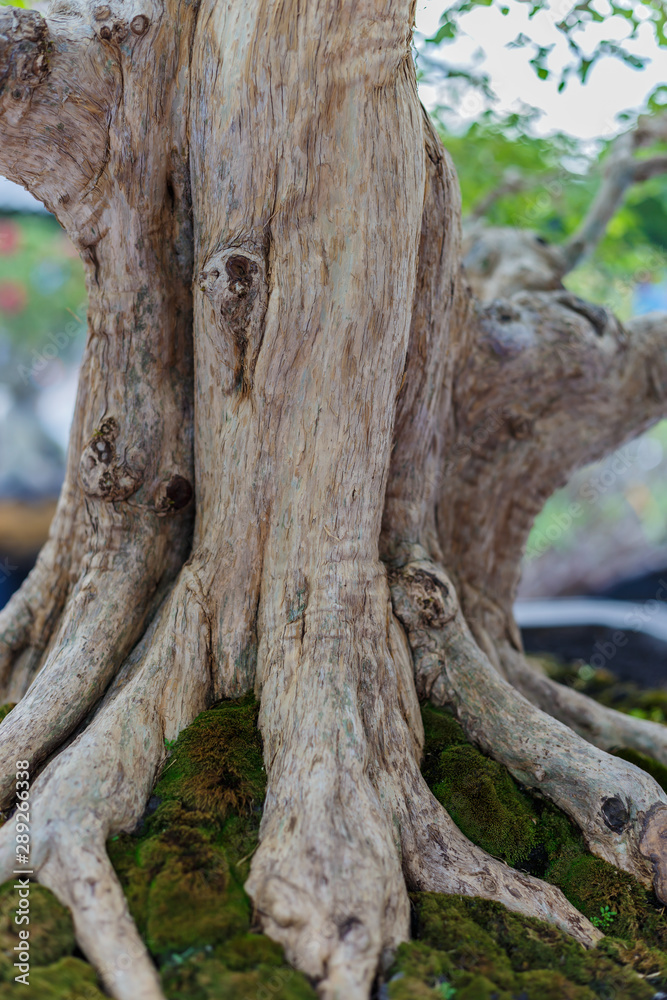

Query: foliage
<box><xmin>437</xmin><ymin>118</ymin><xmax>667</xmax><ymax>318</ymax></box>
<box><xmin>590</xmin><ymin>905</ymin><xmax>618</xmax><ymax>931</ymax></box>
<box><xmin>424</xmin><ymin>0</ymin><xmax>667</xmax><ymax>95</ymax></box>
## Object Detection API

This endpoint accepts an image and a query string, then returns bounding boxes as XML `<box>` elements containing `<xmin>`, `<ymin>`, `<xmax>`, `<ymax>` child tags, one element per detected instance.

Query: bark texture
<box><xmin>0</xmin><ymin>2</ymin><xmax>666</xmax><ymax>999</ymax></box>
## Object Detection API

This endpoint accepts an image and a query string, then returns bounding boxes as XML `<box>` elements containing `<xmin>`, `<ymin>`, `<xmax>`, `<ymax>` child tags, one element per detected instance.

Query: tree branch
<box><xmin>462</xmin><ymin>114</ymin><xmax>667</xmax><ymax>302</ymax></box>
<box><xmin>436</xmin><ymin>292</ymin><xmax>667</xmax><ymax>639</ymax></box>
<box><xmin>0</xmin><ymin>5</ymin><xmax>116</xmax><ymax>234</ymax></box>
<box><xmin>563</xmin><ymin>114</ymin><xmax>667</xmax><ymax>270</ymax></box>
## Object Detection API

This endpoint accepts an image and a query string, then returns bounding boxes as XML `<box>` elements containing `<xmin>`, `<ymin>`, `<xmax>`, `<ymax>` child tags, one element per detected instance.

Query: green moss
<box><xmin>414</xmin><ymin>705</ymin><xmax>667</xmax><ymax>998</ymax></box>
<box><xmin>0</xmin><ymin>705</ymin><xmax>15</xmax><ymax>725</ymax></box>
<box><xmin>5</xmin><ymin>690</ymin><xmax>667</xmax><ymax>999</ymax></box>
<box><xmin>163</xmin><ymin>959</ymin><xmax>317</xmax><ymax>1000</ymax></box>
<box><xmin>141</xmin><ymin>825</ymin><xmax>247</xmax><ymax>955</ymax></box>
<box><xmin>536</xmin><ymin>657</ymin><xmax>667</xmax><ymax>725</ymax></box>
<box><xmin>0</xmin><ymin>957</ymin><xmax>106</xmax><ymax>999</ymax></box>
<box><xmin>549</xmin><ymin>854</ymin><xmax>667</xmax><ymax>952</ymax></box>
<box><xmin>420</xmin><ymin>703</ymin><xmax>468</xmax><ymax>781</ymax></box>
<box><xmin>387</xmin><ymin>969</ymin><xmax>445</xmax><ymax>999</ymax></box>
<box><xmin>428</xmin><ymin>743</ymin><xmax>540</xmax><ymax>865</ymax></box>
<box><xmin>155</xmin><ymin>694</ymin><xmax>265</xmax><ymax>822</ymax></box>
<box><xmin>422</xmin><ymin>703</ymin><xmax>584</xmax><ymax>874</ymax></box>
<box><xmin>107</xmin><ymin>707</ymin><xmax>261</xmax><ymax>959</ymax></box>
<box><xmin>0</xmin><ymin>883</ymin><xmax>75</xmax><ymax>976</ymax></box>
<box><xmin>103</xmin><ymin>695</ymin><xmax>310</xmax><ymax>998</ymax></box>
<box><xmin>394</xmin><ymin>893</ymin><xmax>658</xmax><ymax>999</ymax></box>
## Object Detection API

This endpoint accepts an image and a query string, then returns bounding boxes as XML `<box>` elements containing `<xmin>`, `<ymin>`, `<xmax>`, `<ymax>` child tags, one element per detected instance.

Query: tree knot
<box><xmin>79</xmin><ymin>417</ymin><xmax>144</xmax><ymax>502</ymax></box>
<box><xmin>390</xmin><ymin>563</ymin><xmax>458</xmax><ymax>632</ymax></box>
<box><xmin>0</xmin><ymin>9</ymin><xmax>49</xmax><ymax>122</ymax></box>
<box><xmin>198</xmin><ymin>242</ymin><xmax>268</xmax><ymax>393</ymax></box>
<box><xmin>601</xmin><ymin>795</ymin><xmax>630</xmax><ymax>834</ymax></box>
<box><xmin>154</xmin><ymin>475</ymin><xmax>194</xmax><ymax>516</ymax></box>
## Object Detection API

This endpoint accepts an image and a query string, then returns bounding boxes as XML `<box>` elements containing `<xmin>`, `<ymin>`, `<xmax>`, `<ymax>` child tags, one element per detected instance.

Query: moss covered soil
<box><xmin>2</xmin><ymin>669</ymin><xmax>667</xmax><ymax>999</ymax></box>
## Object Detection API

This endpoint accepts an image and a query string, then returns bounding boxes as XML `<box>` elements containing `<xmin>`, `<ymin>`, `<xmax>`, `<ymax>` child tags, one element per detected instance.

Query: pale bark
<box><xmin>1</xmin><ymin>2</ymin><xmax>667</xmax><ymax>999</ymax></box>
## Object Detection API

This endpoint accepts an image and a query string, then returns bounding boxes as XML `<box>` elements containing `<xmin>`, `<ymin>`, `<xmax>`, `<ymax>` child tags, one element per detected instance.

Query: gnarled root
<box><xmin>501</xmin><ymin>642</ymin><xmax>667</xmax><ymax>768</ymax></box>
<box><xmin>246</xmin><ymin>580</ymin><xmax>600</xmax><ymax>1000</ymax></box>
<box><xmin>0</xmin><ymin>571</ymin><xmax>212</xmax><ymax>1000</ymax></box>
<box><xmin>390</xmin><ymin>550</ymin><xmax>667</xmax><ymax>904</ymax></box>
<box><xmin>246</xmin><ymin>587</ymin><xmax>414</xmax><ymax>1000</ymax></box>
<box><xmin>373</xmin><ymin>623</ymin><xmax>602</xmax><ymax>948</ymax></box>
<box><xmin>0</xmin><ymin>560</ymin><xmax>601</xmax><ymax>1000</ymax></box>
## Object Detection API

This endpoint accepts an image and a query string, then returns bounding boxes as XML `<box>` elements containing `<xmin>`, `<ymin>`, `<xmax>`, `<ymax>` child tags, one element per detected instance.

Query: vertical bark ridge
<box><xmin>190</xmin><ymin>2</ymin><xmax>426</xmax><ymax>994</ymax></box>
<box><xmin>0</xmin><ymin>0</ymin><xmax>198</xmax><ymax>799</ymax></box>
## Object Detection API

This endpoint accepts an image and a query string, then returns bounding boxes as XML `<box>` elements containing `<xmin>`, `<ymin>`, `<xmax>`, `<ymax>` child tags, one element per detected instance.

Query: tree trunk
<box><xmin>0</xmin><ymin>2</ymin><xmax>667</xmax><ymax>999</ymax></box>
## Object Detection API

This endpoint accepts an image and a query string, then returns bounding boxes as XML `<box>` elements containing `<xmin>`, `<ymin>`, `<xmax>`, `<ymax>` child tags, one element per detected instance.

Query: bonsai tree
<box><xmin>0</xmin><ymin>1</ymin><xmax>666</xmax><ymax>997</ymax></box>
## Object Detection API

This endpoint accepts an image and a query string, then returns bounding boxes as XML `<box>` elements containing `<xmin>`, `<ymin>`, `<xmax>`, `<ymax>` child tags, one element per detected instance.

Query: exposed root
<box><xmin>246</xmin><ymin>578</ymin><xmax>602</xmax><ymax>1000</ymax></box>
<box><xmin>370</xmin><ymin>619</ymin><xmax>602</xmax><ymax>948</ymax></box>
<box><xmin>1</xmin><ymin>6</ymin><xmax>663</xmax><ymax>999</ymax></box>
<box><xmin>0</xmin><ymin>552</ymin><xmax>618</xmax><ymax>1000</ymax></box>
<box><xmin>390</xmin><ymin>549</ymin><xmax>667</xmax><ymax>903</ymax></box>
<box><xmin>0</xmin><ymin>550</ymin><xmax>183</xmax><ymax>808</ymax></box>
<box><xmin>42</xmin><ymin>837</ymin><xmax>163</xmax><ymax>1000</ymax></box>
<box><xmin>394</xmin><ymin>771</ymin><xmax>602</xmax><ymax>948</ymax></box>
<box><xmin>501</xmin><ymin>643</ymin><xmax>667</xmax><ymax>768</ymax></box>
<box><xmin>0</xmin><ymin>571</ymin><xmax>213</xmax><ymax>1000</ymax></box>
<box><xmin>247</xmin><ymin>595</ymin><xmax>412</xmax><ymax>1000</ymax></box>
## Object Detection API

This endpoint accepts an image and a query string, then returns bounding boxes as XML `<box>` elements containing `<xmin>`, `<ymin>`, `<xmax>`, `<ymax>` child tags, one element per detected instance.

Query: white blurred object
<box><xmin>0</xmin><ymin>176</ymin><xmax>45</xmax><ymax>214</ymax></box>
<box><xmin>36</xmin><ymin>365</ymin><xmax>79</xmax><ymax>452</ymax></box>
<box><xmin>515</xmin><ymin>597</ymin><xmax>667</xmax><ymax>644</ymax></box>
<box><xmin>0</xmin><ymin>386</ymin><xmax>12</xmax><ymax>423</ymax></box>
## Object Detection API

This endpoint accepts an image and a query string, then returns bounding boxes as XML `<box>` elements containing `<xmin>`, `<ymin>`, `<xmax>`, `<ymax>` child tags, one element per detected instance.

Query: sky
<box><xmin>414</xmin><ymin>0</ymin><xmax>666</xmax><ymax>139</ymax></box>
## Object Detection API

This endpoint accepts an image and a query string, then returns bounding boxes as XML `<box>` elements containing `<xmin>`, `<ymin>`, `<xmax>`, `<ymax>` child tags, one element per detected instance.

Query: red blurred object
<box><xmin>0</xmin><ymin>281</ymin><xmax>27</xmax><ymax>314</ymax></box>
<box><xmin>0</xmin><ymin>220</ymin><xmax>20</xmax><ymax>255</ymax></box>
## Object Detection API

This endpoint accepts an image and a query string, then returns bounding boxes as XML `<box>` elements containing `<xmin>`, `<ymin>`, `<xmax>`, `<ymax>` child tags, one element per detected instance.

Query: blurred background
<box><xmin>1</xmin><ymin>0</ymin><xmax>667</xmax><ymax>701</ymax></box>
<box><xmin>0</xmin><ymin>175</ymin><xmax>87</xmax><ymax>606</ymax></box>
